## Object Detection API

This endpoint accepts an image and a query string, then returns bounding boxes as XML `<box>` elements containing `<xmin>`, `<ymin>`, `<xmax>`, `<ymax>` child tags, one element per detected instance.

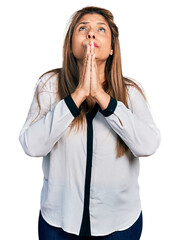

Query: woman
<box><xmin>19</xmin><ymin>6</ymin><xmax>161</xmax><ymax>240</ymax></box>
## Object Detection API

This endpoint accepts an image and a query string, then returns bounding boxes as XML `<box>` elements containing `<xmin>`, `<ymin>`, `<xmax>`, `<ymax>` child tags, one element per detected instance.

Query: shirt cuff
<box><xmin>99</xmin><ymin>96</ymin><xmax>117</xmax><ymax>117</ymax></box>
<box><xmin>64</xmin><ymin>94</ymin><xmax>82</xmax><ymax>118</ymax></box>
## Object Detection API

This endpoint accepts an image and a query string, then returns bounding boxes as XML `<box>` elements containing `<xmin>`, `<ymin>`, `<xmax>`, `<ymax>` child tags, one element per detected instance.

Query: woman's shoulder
<box><xmin>36</xmin><ymin>68</ymin><xmax>61</xmax><ymax>92</ymax></box>
<box><xmin>39</xmin><ymin>68</ymin><xmax>61</xmax><ymax>80</ymax></box>
<box><xmin>39</xmin><ymin>68</ymin><xmax>61</xmax><ymax>84</ymax></box>
<box><xmin>123</xmin><ymin>76</ymin><xmax>147</xmax><ymax>110</ymax></box>
<box><xmin>124</xmin><ymin>77</ymin><xmax>146</xmax><ymax>98</ymax></box>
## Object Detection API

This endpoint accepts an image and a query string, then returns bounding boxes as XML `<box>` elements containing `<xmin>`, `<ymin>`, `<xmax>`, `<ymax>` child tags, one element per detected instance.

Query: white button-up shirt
<box><xmin>19</xmin><ymin>70</ymin><xmax>161</xmax><ymax>236</ymax></box>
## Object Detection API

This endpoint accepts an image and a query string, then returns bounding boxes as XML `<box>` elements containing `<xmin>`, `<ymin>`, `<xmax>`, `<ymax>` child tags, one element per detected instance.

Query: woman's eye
<box><xmin>99</xmin><ymin>28</ymin><xmax>105</xmax><ymax>32</ymax></box>
<box><xmin>79</xmin><ymin>26</ymin><xmax>86</xmax><ymax>31</ymax></box>
<box><xmin>78</xmin><ymin>26</ymin><xmax>106</xmax><ymax>32</ymax></box>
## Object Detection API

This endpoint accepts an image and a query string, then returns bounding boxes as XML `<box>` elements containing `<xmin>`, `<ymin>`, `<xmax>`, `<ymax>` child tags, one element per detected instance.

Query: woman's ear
<box><xmin>110</xmin><ymin>49</ymin><xmax>113</xmax><ymax>55</ymax></box>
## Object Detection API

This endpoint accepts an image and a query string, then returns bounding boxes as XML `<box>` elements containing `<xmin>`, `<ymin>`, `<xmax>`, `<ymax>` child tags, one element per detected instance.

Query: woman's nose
<box><xmin>87</xmin><ymin>33</ymin><xmax>95</xmax><ymax>39</ymax></box>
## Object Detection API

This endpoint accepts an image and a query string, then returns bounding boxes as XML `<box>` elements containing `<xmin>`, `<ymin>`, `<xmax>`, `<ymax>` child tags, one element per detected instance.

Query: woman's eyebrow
<box><xmin>77</xmin><ymin>21</ymin><xmax>108</xmax><ymax>27</ymax></box>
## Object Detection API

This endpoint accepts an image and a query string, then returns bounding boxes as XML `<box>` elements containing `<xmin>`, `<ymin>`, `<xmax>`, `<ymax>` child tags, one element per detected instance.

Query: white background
<box><xmin>1</xmin><ymin>0</ymin><xmax>180</xmax><ymax>239</ymax></box>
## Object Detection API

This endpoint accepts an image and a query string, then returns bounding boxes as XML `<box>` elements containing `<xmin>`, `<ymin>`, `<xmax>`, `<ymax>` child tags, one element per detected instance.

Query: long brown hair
<box><xmin>36</xmin><ymin>6</ymin><xmax>146</xmax><ymax>158</ymax></box>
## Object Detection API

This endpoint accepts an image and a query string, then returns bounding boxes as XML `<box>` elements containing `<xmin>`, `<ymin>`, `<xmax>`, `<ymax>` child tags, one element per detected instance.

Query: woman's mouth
<box><xmin>93</xmin><ymin>42</ymin><xmax>98</xmax><ymax>48</ymax></box>
<box><xmin>88</xmin><ymin>42</ymin><xmax>98</xmax><ymax>47</ymax></box>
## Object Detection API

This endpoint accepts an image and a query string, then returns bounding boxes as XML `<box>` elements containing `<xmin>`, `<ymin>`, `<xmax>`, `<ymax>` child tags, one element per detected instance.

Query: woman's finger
<box><xmin>85</xmin><ymin>44</ymin><xmax>91</xmax><ymax>77</ymax></box>
<box><xmin>90</xmin><ymin>42</ymin><xmax>96</xmax><ymax>72</ymax></box>
<box><xmin>82</xmin><ymin>43</ymin><xmax>90</xmax><ymax>78</ymax></box>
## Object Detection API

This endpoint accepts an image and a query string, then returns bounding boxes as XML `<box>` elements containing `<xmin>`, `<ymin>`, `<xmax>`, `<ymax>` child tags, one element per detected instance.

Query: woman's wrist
<box><xmin>71</xmin><ymin>88</ymin><xmax>87</xmax><ymax>108</ymax></box>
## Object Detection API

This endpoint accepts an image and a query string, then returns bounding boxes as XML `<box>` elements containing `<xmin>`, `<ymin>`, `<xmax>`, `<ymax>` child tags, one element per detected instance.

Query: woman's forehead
<box><xmin>75</xmin><ymin>13</ymin><xmax>110</xmax><ymax>31</ymax></box>
<box><xmin>76</xmin><ymin>13</ymin><xmax>108</xmax><ymax>25</ymax></box>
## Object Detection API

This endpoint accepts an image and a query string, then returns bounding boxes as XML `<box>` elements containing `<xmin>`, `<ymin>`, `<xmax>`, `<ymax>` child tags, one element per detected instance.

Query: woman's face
<box><xmin>71</xmin><ymin>13</ymin><xmax>113</xmax><ymax>64</ymax></box>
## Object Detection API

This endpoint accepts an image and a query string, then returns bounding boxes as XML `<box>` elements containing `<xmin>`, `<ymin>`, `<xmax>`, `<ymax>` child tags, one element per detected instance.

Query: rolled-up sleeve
<box><xmin>18</xmin><ymin>76</ymin><xmax>81</xmax><ymax>157</ymax></box>
<box><xmin>99</xmin><ymin>86</ymin><xmax>161</xmax><ymax>157</ymax></box>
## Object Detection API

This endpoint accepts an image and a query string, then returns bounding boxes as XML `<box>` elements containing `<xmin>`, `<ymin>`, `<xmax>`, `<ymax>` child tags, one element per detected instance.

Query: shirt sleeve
<box><xmin>18</xmin><ymin>76</ymin><xmax>81</xmax><ymax>157</ymax></box>
<box><xmin>99</xmin><ymin>86</ymin><xmax>161</xmax><ymax>157</ymax></box>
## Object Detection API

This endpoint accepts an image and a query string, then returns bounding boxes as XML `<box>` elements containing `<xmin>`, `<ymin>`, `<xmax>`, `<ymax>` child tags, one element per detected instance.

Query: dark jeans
<box><xmin>38</xmin><ymin>210</ymin><xmax>143</xmax><ymax>240</ymax></box>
